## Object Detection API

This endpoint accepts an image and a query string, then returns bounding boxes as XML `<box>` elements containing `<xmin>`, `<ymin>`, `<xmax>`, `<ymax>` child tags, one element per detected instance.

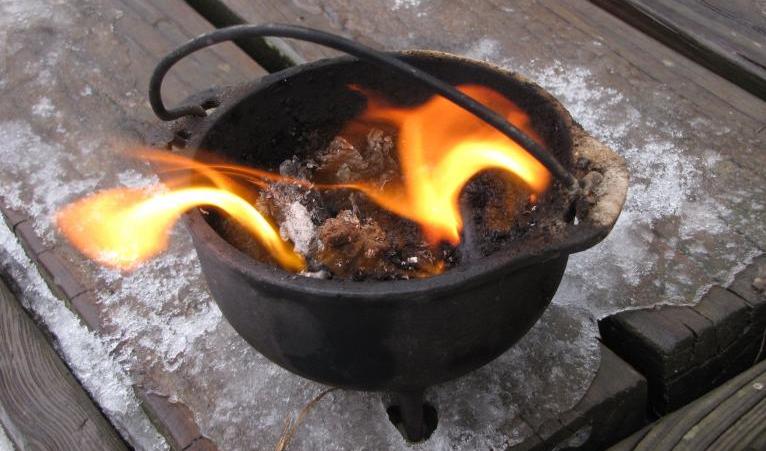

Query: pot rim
<box><xmin>183</xmin><ymin>50</ymin><xmax>624</xmax><ymax>301</ymax></box>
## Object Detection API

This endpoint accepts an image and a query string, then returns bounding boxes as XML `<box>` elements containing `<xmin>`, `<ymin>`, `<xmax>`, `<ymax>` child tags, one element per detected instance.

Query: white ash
<box><xmin>0</xmin><ymin>221</ymin><xmax>167</xmax><ymax>450</ymax></box>
<box><xmin>278</xmin><ymin>200</ymin><xmax>316</xmax><ymax>256</ymax></box>
<box><xmin>300</xmin><ymin>269</ymin><xmax>331</xmax><ymax>279</ymax></box>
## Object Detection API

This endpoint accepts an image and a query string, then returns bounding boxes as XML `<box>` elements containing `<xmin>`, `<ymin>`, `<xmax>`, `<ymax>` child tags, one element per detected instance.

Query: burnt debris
<box><xmin>216</xmin><ymin>128</ymin><xmax>580</xmax><ymax>280</ymax></box>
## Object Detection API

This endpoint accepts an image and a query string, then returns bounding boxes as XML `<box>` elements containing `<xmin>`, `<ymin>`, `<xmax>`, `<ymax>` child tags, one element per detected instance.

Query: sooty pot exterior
<box><xmin>180</xmin><ymin>51</ymin><xmax>619</xmax><ymax>393</ymax></box>
<box><xmin>190</xmin><ymin>223</ymin><xmax>567</xmax><ymax>391</ymax></box>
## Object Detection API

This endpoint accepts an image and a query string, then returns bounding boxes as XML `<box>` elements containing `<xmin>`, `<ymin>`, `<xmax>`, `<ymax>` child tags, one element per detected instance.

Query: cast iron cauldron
<box><xmin>149</xmin><ymin>24</ymin><xmax>629</xmax><ymax>441</ymax></box>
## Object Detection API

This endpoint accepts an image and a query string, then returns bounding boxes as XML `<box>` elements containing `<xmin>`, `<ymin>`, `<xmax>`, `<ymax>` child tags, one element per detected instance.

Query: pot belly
<box><xmin>193</xmin><ymin>234</ymin><xmax>567</xmax><ymax>391</ymax></box>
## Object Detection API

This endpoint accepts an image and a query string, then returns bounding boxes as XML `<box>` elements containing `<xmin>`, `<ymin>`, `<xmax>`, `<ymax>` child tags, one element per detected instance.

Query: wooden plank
<box><xmin>221</xmin><ymin>0</ymin><xmax>766</xmax><ymax>125</ymax></box>
<box><xmin>0</xmin><ymin>277</ymin><xmax>126</xmax><ymax>450</ymax></box>
<box><xmin>591</xmin><ymin>0</ymin><xmax>766</xmax><ymax>100</ymax></box>
<box><xmin>608</xmin><ymin>358</ymin><xmax>766</xmax><ymax>450</ymax></box>
<box><xmin>0</xmin><ymin>1</ymin><xmax>762</xmax><ymax>449</ymax></box>
<box><xmin>510</xmin><ymin>344</ymin><xmax>647</xmax><ymax>450</ymax></box>
<box><xmin>704</xmin><ymin>397</ymin><xmax>766</xmax><ymax>450</ymax></box>
<box><xmin>600</xmin><ymin>273</ymin><xmax>766</xmax><ymax>414</ymax></box>
<box><xmin>0</xmin><ymin>1</ymin><xmax>264</xmax><ymax>449</ymax></box>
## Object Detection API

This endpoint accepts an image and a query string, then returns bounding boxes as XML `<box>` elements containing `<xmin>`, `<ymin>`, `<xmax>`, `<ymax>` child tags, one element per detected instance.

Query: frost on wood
<box><xmin>0</xmin><ymin>222</ymin><xmax>167</xmax><ymax>451</ymax></box>
<box><xmin>0</xmin><ymin>0</ymin><xmax>764</xmax><ymax>449</ymax></box>
<box><xmin>0</xmin><ymin>422</ymin><xmax>12</xmax><ymax>451</ymax></box>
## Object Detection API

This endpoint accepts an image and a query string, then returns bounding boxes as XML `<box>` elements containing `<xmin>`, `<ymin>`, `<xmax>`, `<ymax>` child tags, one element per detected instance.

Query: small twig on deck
<box><xmin>275</xmin><ymin>387</ymin><xmax>339</xmax><ymax>451</ymax></box>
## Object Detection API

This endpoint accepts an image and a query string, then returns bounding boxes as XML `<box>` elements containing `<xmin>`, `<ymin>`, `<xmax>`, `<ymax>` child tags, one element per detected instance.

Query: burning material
<box><xmin>57</xmin><ymin>84</ymin><xmax>554</xmax><ymax>279</ymax></box>
<box><xmin>57</xmin><ymin>185</ymin><xmax>306</xmax><ymax>272</ymax></box>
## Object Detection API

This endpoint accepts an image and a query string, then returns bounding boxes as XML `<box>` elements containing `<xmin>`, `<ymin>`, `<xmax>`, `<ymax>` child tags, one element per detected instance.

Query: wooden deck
<box><xmin>0</xmin><ymin>0</ymin><xmax>764</xmax><ymax>449</ymax></box>
<box><xmin>610</xmin><ymin>359</ymin><xmax>766</xmax><ymax>450</ymax></box>
<box><xmin>0</xmin><ymin>277</ymin><xmax>126</xmax><ymax>450</ymax></box>
<box><xmin>593</xmin><ymin>0</ymin><xmax>766</xmax><ymax>100</ymax></box>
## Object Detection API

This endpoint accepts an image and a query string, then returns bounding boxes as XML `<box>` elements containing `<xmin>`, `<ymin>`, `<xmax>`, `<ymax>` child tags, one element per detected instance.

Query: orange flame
<box><xmin>56</xmin><ymin>185</ymin><xmax>305</xmax><ymax>272</ymax></box>
<box><xmin>56</xmin><ymin>84</ymin><xmax>549</xmax><ymax>273</ymax></box>
<box><xmin>342</xmin><ymin>84</ymin><xmax>551</xmax><ymax>244</ymax></box>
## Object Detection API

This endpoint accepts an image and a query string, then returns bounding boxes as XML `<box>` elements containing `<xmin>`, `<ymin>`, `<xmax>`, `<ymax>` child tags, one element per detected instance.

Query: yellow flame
<box><xmin>342</xmin><ymin>84</ymin><xmax>551</xmax><ymax>243</ymax></box>
<box><xmin>56</xmin><ymin>186</ymin><xmax>305</xmax><ymax>272</ymax></box>
<box><xmin>56</xmin><ymin>84</ymin><xmax>550</xmax><ymax>274</ymax></box>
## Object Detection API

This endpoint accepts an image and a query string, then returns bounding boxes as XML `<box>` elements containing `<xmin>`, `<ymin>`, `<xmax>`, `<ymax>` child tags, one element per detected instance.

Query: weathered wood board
<box><xmin>0</xmin><ymin>277</ymin><xmax>126</xmax><ymax>450</ymax></box>
<box><xmin>0</xmin><ymin>0</ymin><xmax>764</xmax><ymax>449</ymax></box>
<box><xmin>510</xmin><ymin>345</ymin><xmax>648</xmax><ymax>451</ymax></box>
<box><xmin>592</xmin><ymin>0</ymin><xmax>766</xmax><ymax>100</ymax></box>
<box><xmin>609</xmin><ymin>358</ymin><xmax>766</xmax><ymax>450</ymax></box>
<box><xmin>601</xmin><ymin>254</ymin><xmax>766</xmax><ymax>413</ymax></box>
<box><xmin>0</xmin><ymin>0</ymin><xmax>261</xmax><ymax>449</ymax></box>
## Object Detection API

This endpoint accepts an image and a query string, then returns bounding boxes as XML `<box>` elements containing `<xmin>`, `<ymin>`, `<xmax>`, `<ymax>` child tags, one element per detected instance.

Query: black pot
<box><xmin>150</xmin><ymin>25</ymin><xmax>629</xmax><ymax>441</ymax></box>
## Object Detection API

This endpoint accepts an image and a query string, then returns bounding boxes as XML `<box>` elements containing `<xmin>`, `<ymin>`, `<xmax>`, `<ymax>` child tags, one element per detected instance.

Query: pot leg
<box><xmin>394</xmin><ymin>389</ymin><xmax>425</xmax><ymax>442</ymax></box>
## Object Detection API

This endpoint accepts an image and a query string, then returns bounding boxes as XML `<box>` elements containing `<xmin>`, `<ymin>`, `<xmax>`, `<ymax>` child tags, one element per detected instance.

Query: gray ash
<box><xmin>216</xmin><ymin>128</ymin><xmax>566</xmax><ymax>280</ymax></box>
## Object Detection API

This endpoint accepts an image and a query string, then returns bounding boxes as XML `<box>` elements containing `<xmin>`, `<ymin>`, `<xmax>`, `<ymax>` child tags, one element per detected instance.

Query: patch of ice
<box><xmin>0</xmin><ymin>1</ymin><xmax>70</xmax><ymax>66</ymax></box>
<box><xmin>96</xmin><ymin>240</ymin><xmax>222</xmax><ymax>373</ymax></box>
<box><xmin>0</xmin><ymin>221</ymin><xmax>167</xmax><ymax>450</ymax></box>
<box><xmin>0</xmin><ymin>423</ymin><xmax>12</xmax><ymax>451</ymax></box>
<box><xmin>117</xmin><ymin>168</ymin><xmax>160</xmax><ymax>189</ymax></box>
<box><xmin>391</xmin><ymin>0</ymin><xmax>422</xmax><ymax>10</ymax></box>
<box><xmin>0</xmin><ymin>121</ymin><xmax>101</xmax><ymax>241</ymax></box>
<box><xmin>31</xmin><ymin>97</ymin><xmax>55</xmax><ymax>118</ymax></box>
<box><xmin>464</xmin><ymin>38</ymin><xmax>501</xmax><ymax>62</ymax></box>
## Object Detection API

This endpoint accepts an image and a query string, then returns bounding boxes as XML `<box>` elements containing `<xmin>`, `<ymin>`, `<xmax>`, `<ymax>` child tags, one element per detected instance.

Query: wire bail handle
<box><xmin>149</xmin><ymin>24</ymin><xmax>578</xmax><ymax>189</ymax></box>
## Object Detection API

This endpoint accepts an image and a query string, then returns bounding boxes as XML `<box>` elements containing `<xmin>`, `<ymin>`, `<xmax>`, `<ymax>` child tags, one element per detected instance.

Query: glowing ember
<box><xmin>56</xmin><ymin>84</ymin><xmax>550</xmax><ymax>274</ymax></box>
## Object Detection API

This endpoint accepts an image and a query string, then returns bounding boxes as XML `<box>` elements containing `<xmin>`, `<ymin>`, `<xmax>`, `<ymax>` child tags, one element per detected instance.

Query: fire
<box><xmin>342</xmin><ymin>84</ymin><xmax>550</xmax><ymax>243</ymax></box>
<box><xmin>57</xmin><ymin>186</ymin><xmax>305</xmax><ymax>272</ymax></box>
<box><xmin>56</xmin><ymin>84</ymin><xmax>549</xmax><ymax>273</ymax></box>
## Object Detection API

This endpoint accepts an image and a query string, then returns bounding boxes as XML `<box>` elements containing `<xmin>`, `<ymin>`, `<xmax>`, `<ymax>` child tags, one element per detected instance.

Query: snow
<box><xmin>392</xmin><ymin>0</ymin><xmax>423</xmax><ymax>10</ymax></box>
<box><xmin>0</xmin><ymin>221</ymin><xmax>167</xmax><ymax>450</ymax></box>
<box><xmin>32</xmin><ymin>97</ymin><xmax>55</xmax><ymax>118</ymax></box>
<box><xmin>0</xmin><ymin>1</ymin><xmax>762</xmax><ymax>449</ymax></box>
<box><xmin>0</xmin><ymin>424</ymin><xmax>12</xmax><ymax>451</ymax></box>
<box><xmin>0</xmin><ymin>121</ymin><xmax>102</xmax><ymax>241</ymax></box>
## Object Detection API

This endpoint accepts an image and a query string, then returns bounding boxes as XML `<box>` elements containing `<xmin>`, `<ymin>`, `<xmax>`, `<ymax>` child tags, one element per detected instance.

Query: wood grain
<box><xmin>609</xmin><ymin>359</ymin><xmax>766</xmax><ymax>450</ymax></box>
<box><xmin>592</xmin><ymin>0</ymin><xmax>766</xmax><ymax>100</ymax></box>
<box><xmin>0</xmin><ymin>1</ymin><xmax>264</xmax><ymax>448</ymax></box>
<box><xmin>221</xmin><ymin>0</ymin><xmax>766</xmax><ymax>124</ymax></box>
<box><xmin>0</xmin><ymin>277</ymin><xmax>126</xmax><ymax>450</ymax></box>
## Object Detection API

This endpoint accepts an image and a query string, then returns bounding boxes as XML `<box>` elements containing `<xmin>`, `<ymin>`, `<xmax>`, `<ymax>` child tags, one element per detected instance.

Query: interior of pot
<box><xmin>193</xmin><ymin>52</ymin><xmax>577</xmax><ymax>278</ymax></box>
<box><xmin>197</xmin><ymin>53</ymin><xmax>573</xmax><ymax>173</ymax></box>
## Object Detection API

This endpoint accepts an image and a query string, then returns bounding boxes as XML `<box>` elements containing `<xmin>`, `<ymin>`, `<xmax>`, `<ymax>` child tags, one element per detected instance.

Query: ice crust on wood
<box><xmin>0</xmin><ymin>222</ymin><xmax>167</xmax><ymax>450</ymax></box>
<box><xmin>0</xmin><ymin>0</ymin><xmax>763</xmax><ymax>449</ymax></box>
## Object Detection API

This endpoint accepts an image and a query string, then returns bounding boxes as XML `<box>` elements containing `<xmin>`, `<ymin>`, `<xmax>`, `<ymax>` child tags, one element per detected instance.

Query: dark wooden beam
<box><xmin>610</xmin><ymin>358</ymin><xmax>766</xmax><ymax>450</ymax></box>
<box><xmin>182</xmin><ymin>0</ymin><xmax>304</xmax><ymax>71</ymax></box>
<box><xmin>590</xmin><ymin>0</ymin><xmax>766</xmax><ymax>100</ymax></box>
